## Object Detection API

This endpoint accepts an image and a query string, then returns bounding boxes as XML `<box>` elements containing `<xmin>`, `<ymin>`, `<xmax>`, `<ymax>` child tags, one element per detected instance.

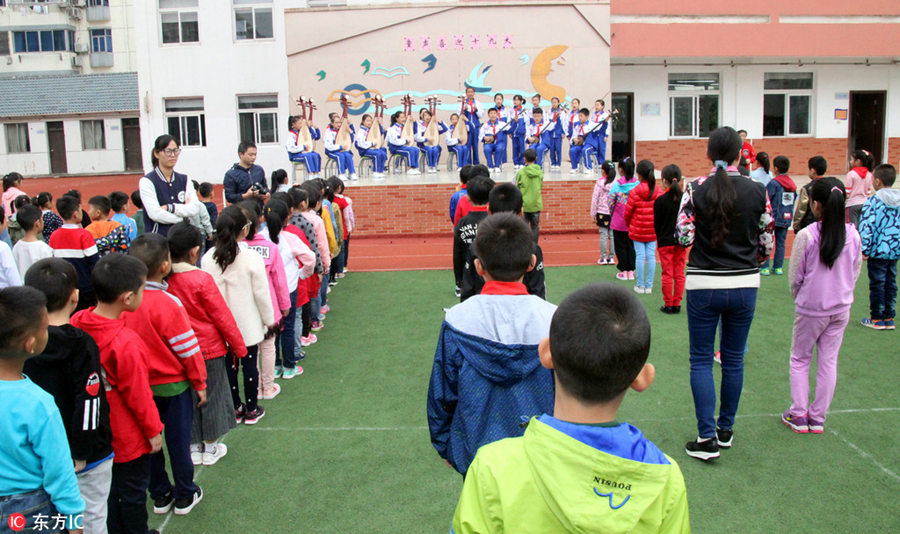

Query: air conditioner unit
<box><xmin>71</xmin><ymin>0</ymin><xmax>87</xmax><ymax>7</ymax></box>
<box><xmin>74</xmin><ymin>43</ymin><xmax>89</xmax><ymax>54</ymax></box>
<box><xmin>72</xmin><ymin>56</ymin><xmax>83</xmax><ymax>68</ymax></box>
<box><xmin>67</xmin><ymin>7</ymin><xmax>82</xmax><ymax>20</ymax></box>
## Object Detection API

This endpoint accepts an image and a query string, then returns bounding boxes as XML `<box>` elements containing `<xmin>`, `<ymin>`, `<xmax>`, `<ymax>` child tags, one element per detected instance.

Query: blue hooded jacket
<box><xmin>860</xmin><ymin>188</ymin><xmax>900</xmax><ymax>260</ymax></box>
<box><xmin>427</xmin><ymin>293</ymin><xmax>556</xmax><ymax>475</ymax></box>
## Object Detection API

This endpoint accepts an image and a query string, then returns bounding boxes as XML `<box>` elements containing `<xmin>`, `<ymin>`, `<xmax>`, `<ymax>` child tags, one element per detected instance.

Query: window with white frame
<box><xmin>238</xmin><ymin>94</ymin><xmax>278</xmax><ymax>144</ymax></box>
<box><xmin>88</xmin><ymin>0</ymin><xmax>110</xmax><ymax>6</ymax></box>
<box><xmin>668</xmin><ymin>73</ymin><xmax>720</xmax><ymax>138</ymax></box>
<box><xmin>80</xmin><ymin>120</ymin><xmax>106</xmax><ymax>150</ymax></box>
<box><xmin>90</xmin><ymin>28</ymin><xmax>112</xmax><ymax>53</ymax></box>
<box><xmin>763</xmin><ymin>73</ymin><xmax>813</xmax><ymax>137</ymax></box>
<box><xmin>5</xmin><ymin>124</ymin><xmax>30</xmax><ymax>154</ymax></box>
<box><xmin>165</xmin><ymin>98</ymin><xmax>206</xmax><ymax>147</ymax></box>
<box><xmin>12</xmin><ymin>29</ymin><xmax>72</xmax><ymax>53</ymax></box>
<box><xmin>159</xmin><ymin>0</ymin><xmax>199</xmax><ymax>44</ymax></box>
<box><xmin>234</xmin><ymin>0</ymin><xmax>273</xmax><ymax>41</ymax></box>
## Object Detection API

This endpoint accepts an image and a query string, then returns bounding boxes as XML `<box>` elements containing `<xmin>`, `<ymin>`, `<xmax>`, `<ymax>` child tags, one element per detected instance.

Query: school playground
<box><xmin>24</xmin><ymin>174</ymin><xmax>898</xmax><ymax>533</ymax></box>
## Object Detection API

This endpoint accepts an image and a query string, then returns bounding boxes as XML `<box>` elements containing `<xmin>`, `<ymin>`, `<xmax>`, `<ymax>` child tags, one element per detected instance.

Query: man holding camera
<box><xmin>224</xmin><ymin>141</ymin><xmax>269</xmax><ymax>205</ymax></box>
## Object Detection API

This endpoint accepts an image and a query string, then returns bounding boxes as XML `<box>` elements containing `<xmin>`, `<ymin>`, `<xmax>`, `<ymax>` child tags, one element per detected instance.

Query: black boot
<box><xmin>672</xmin><ymin>305</ymin><xmax>681</xmax><ymax>314</ymax></box>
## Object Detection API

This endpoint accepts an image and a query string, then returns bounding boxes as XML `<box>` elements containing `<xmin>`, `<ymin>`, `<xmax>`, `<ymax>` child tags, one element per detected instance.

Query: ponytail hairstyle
<box><xmin>34</xmin><ymin>192</ymin><xmax>53</xmax><ymax>210</ymax></box>
<box><xmin>852</xmin><ymin>149</ymin><xmax>875</xmax><ymax>172</ymax></box>
<box><xmin>635</xmin><ymin>160</ymin><xmax>655</xmax><ymax>196</ymax></box>
<box><xmin>755</xmin><ymin>152</ymin><xmax>771</xmax><ymax>174</ymax></box>
<box><xmin>237</xmin><ymin>200</ymin><xmax>260</xmax><ymax>237</ymax></box>
<box><xmin>288</xmin><ymin>185</ymin><xmax>309</xmax><ymax>211</ymax></box>
<box><xmin>617</xmin><ymin>157</ymin><xmax>635</xmax><ymax>180</ymax></box>
<box><xmin>167</xmin><ymin>221</ymin><xmax>203</xmax><ymax>264</ymax></box>
<box><xmin>390</xmin><ymin>111</ymin><xmax>402</xmax><ymax>125</ymax></box>
<box><xmin>704</xmin><ymin>126</ymin><xmax>742</xmax><ymax>248</ymax></box>
<box><xmin>288</xmin><ymin>115</ymin><xmax>299</xmax><ymax>130</ymax></box>
<box><xmin>661</xmin><ymin>164</ymin><xmax>683</xmax><ymax>203</ymax></box>
<box><xmin>150</xmin><ymin>134</ymin><xmax>178</xmax><ymax>168</ymax></box>
<box><xmin>213</xmin><ymin>205</ymin><xmax>247</xmax><ymax>271</ymax></box>
<box><xmin>263</xmin><ymin>199</ymin><xmax>288</xmax><ymax>244</ymax></box>
<box><xmin>301</xmin><ymin>182</ymin><xmax>321</xmax><ymax>209</ymax></box>
<box><xmin>810</xmin><ymin>177</ymin><xmax>847</xmax><ymax>269</ymax></box>
<box><xmin>320</xmin><ymin>179</ymin><xmax>335</xmax><ymax>203</ymax></box>
<box><xmin>2</xmin><ymin>172</ymin><xmax>23</xmax><ymax>192</ymax></box>
<box><xmin>600</xmin><ymin>161</ymin><xmax>617</xmax><ymax>185</ymax></box>
<box><xmin>271</xmin><ymin>169</ymin><xmax>288</xmax><ymax>188</ymax></box>
<box><xmin>327</xmin><ymin>176</ymin><xmax>344</xmax><ymax>196</ymax></box>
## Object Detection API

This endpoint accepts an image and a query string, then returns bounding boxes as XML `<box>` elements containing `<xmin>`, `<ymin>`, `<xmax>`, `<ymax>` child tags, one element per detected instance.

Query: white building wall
<box><xmin>0</xmin><ymin>122</ymin><xmax>50</xmax><ymax>176</ymax></box>
<box><xmin>134</xmin><ymin>0</ymin><xmax>304</xmax><ymax>183</ymax></box>
<box><xmin>63</xmin><ymin>118</ymin><xmax>127</xmax><ymax>174</ymax></box>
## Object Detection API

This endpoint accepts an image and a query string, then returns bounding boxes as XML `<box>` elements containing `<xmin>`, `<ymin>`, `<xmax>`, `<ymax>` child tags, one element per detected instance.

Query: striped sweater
<box><xmin>48</xmin><ymin>224</ymin><xmax>98</xmax><ymax>292</ymax></box>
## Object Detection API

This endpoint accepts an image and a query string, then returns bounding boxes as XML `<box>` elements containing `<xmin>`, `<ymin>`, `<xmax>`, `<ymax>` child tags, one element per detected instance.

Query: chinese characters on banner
<box><xmin>403</xmin><ymin>34</ymin><xmax>513</xmax><ymax>52</ymax></box>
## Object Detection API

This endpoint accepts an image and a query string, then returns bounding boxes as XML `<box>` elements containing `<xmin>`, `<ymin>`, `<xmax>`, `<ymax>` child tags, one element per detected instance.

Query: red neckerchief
<box><xmin>470</xmin><ymin>205</ymin><xmax>488</xmax><ymax>212</ymax></box>
<box><xmin>467</xmin><ymin>99</ymin><xmax>476</xmax><ymax>113</ymax></box>
<box><xmin>480</xmin><ymin>280</ymin><xmax>528</xmax><ymax>295</ymax></box>
<box><xmin>535</xmin><ymin>120</ymin><xmax>542</xmax><ymax>136</ymax></box>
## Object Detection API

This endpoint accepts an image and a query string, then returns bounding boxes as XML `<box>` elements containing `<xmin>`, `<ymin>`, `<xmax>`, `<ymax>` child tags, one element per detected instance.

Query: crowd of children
<box><xmin>0</xmin><ymin>170</ymin><xmax>354</xmax><ymax>533</ymax></box>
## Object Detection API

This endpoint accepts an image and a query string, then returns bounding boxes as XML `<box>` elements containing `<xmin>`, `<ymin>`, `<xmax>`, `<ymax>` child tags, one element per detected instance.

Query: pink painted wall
<box><xmin>611</xmin><ymin>0</ymin><xmax>900</xmax><ymax>58</ymax></box>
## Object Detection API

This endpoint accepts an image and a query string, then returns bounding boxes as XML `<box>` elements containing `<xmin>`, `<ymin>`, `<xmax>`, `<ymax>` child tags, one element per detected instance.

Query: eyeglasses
<box><xmin>163</xmin><ymin>148</ymin><xmax>182</xmax><ymax>156</ymax></box>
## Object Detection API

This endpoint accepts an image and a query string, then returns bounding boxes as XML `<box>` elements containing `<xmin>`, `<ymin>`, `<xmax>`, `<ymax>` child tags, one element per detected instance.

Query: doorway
<box><xmin>47</xmin><ymin>121</ymin><xmax>67</xmax><ymax>174</ymax></box>
<box><xmin>848</xmin><ymin>91</ymin><xmax>886</xmax><ymax>166</ymax></box>
<box><xmin>121</xmin><ymin>118</ymin><xmax>142</xmax><ymax>171</ymax></box>
<box><xmin>611</xmin><ymin>93</ymin><xmax>633</xmax><ymax>163</ymax></box>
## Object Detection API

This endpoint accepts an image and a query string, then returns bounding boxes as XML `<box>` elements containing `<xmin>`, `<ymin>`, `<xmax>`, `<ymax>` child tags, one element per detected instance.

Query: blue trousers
<box><xmin>527</xmin><ymin>142</ymin><xmax>549</xmax><ymax>166</ymax></box>
<box><xmin>421</xmin><ymin>144</ymin><xmax>442</xmax><ymax>168</ymax></box>
<box><xmin>450</xmin><ymin>144</ymin><xmax>469</xmax><ymax>168</ymax></box>
<box><xmin>511</xmin><ymin>135</ymin><xmax>526</xmax><ymax>166</ymax></box>
<box><xmin>389</xmin><ymin>145</ymin><xmax>420</xmax><ymax>168</ymax></box>
<box><xmin>633</xmin><ymin>240</ymin><xmax>657</xmax><ymax>289</ymax></box>
<box><xmin>466</xmin><ymin>123</ymin><xmax>480</xmax><ymax>165</ymax></box>
<box><xmin>687</xmin><ymin>287</ymin><xmax>757</xmax><ymax>438</ymax></box>
<box><xmin>278</xmin><ymin>290</ymin><xmax>300</xmax><ymax>369</ymax></box>
<box><xmin>549</xmin><ymin>136</ymin><xmax>563</xmax><ymax>166</ymax></box>
<box><xmin>289</xmin><ymin>151</ymin><xmax>321</xmax><ymax>173</ymax></box>
<box><xmin>0</xmin><ymin>489</ymin><xmax>70</xmax><ymax>533</ymax></box>
<box><xmin>569</xmin><ymin>144</ymin><xmax>596</xmax><ymax>170</ymax></box>
<box><xmin>483</xmin><ymin>142</ymin><xmax>504</xmax><ymax>168</ymax></box>
<box><xmin>150</xmin><ymin>390</ymin><xmax>199</xmax><ymax>500</ymax></box>
<box><xmin>326</xmin><ymin>150</ymin><xmax>355</xmax><ymax>174</ymax></box>
<box><xmin>358</xmin><ymin>148</ymin><xmax>386</xmax><ymax>173</ymax></box>
<box><xmin>868</xmin><ymin>258</ymin><xmax>899</xmax><ymax>320</ymax></box>
<box><xmin>762</xmin><ymin>226</ymin><xmax>789</xmax><ymax>270</ymax></box>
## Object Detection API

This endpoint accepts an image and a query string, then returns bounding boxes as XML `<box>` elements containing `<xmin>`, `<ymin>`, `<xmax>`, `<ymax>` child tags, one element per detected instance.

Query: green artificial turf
<box><xmin>152</xmin><ymin>264</ymin><xmax>900</xmax><ymax>533</ymax></box>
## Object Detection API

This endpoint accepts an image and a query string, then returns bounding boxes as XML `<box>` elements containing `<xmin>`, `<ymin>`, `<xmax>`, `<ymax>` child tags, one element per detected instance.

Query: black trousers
<box><xmin>107</xmin><ymin>454</ymin><xmax>150</xmax><ymax>534</ymax></box>
<box><xmin>613</xmin><ymin>230</ymin><xmax>635</xmax><ymax>272</ymax></box>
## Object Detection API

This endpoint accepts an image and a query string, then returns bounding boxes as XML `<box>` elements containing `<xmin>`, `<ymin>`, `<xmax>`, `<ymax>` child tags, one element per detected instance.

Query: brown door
<box><xmin>47</xmin><ymin>121</ymin><xmax>67</xmax><ymax>174</ymax></box>
<box><xmin>121</xmin><ymin>118</ymin><xmax>143</xmax><ymax>171</ymax></box>
<box><xmin>848</xmin><ymin>91</ymin><xmax>886</xmax><ymax>166</ymax></box>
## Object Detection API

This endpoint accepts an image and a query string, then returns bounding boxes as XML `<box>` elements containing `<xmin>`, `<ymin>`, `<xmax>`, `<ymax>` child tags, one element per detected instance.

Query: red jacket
<box><xmin>283</xmin><ymin>224</ymin><xmax>311</xmax><ymax>307</ymax></box>
<box><xmin>166</xmin><ymin>264</ymin><xmax>249</xmax><ymax>360</ymax></box>
<box><xmin>624</xmin><ymin>181</ymin><xmax>662</xmax><ymax>243</ymax></box>
<box><xmin>122</xmin><ymin>282</ymin><xmax>207</xmax><ymax>392</ymax></box>
<box><xmin>70</xmin><ymin>309</ymin><xmax>164</xmax><ymax>463</ymax></box>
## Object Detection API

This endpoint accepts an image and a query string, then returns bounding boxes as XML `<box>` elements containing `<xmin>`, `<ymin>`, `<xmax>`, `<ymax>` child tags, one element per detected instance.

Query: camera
<box><xmin>250</xmin><ymin>181</ymin><xmax>269</xmax><ymax>195</ymax></box>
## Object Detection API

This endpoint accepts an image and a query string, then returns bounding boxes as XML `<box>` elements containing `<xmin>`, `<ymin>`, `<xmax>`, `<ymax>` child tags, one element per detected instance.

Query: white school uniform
<box><xmin>323</xmin><ymin>126</ymin><xmax>344</xmax><ymax>152</ymax></box>
<box><xmin>526</xmin><ymin>117</ymin><xmax>556</xmax><ymax>141</ymax></box>
<box><xmin>479</xmin><ymin>119</ymin><xmax>507</xmax><ymax>142</ymax></box>
<box><xmin>446</xmin><ymin>128</ymin><xmax>462</xmax><ymax>146</ymax></box>
<box><xmin>387</xmin><ymin>123</ymin><xmax>411</xmax><ymax>147</ymax></box>
<box><xmin>414</xmin><ymin>121</ymin><xmax>448</xmax><ymax>144</ymax></box>
<box><xmin>285</xmin><ymin>128</ymin><xmax>315</xmax><ymax>154</ymax></box>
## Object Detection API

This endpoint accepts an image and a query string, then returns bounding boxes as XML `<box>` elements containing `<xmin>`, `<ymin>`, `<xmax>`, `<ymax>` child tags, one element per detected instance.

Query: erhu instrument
<box><xmin>451</xmin><ymin>95</ymin><xmax>468</xmax><ymax>146</ymax></box>
<box><xmin>366</xmin><ymin>95</ymin><xmax>386</xmax><ymax>149</ymax></box>
<box><xmin>400</xmin><ymin>94</ymin><xmax>417</xmax><ymax>145</ymax></box>
<box><xmin>424</xmin><ymin>95</ymin><xmax>442</xmax><ymax>146</ymax></box>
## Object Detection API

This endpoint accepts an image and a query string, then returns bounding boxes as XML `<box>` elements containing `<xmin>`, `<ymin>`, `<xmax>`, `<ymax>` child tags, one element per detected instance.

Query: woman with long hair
<box><xmin>139</xmin><ymin>135</ymin><xmax>200</xmax><ymax>236</ymax></box>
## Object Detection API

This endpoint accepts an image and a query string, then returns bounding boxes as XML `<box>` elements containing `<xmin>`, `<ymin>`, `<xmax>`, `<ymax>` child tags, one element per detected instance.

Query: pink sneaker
<box><xmin>627</xmin><ymin>271</ymin><xmax>635</xmax><ymax>280</ymax></box>
<box><xmin>616</xmin><ymin>272</ymin><xmax>629</xmax><ymax>281</ymax></box>
<box><xmin>321</xmin><ymin>305</ymin><xmax>330</xmax><ymax>314</ymax></box>
<box><xmin>301</xmin><ymin>334</ymin><xmax>318</xmax><ymax>346</ymax></box>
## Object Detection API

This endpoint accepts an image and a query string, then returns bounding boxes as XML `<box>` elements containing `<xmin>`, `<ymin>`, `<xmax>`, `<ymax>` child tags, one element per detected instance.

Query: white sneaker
<box><xmin>570</xmin><ymin>168</ymin><xmax>578</xmax><ymax>174</ymax></box>
<box><xmin>583</xmin><ymin>167</ymin><xmax>593</xmax><ymax>175</ymax></box>
<box><xmin>407</xmin><ymin>168</ymin><xmax>421</xmax><ymax>175</ymax></box>
<box><xmin>644</xmin><ymin>288</ymin><xmax>652</xmax><ymax>295</ymax></box>
<box><xmin>427</xmin><ymin>167</ymin><xmax>436</xmax><ymax>174</ymax></box>
<box><xmin>190</xmin><ymin>444</ymin><xmax>202</xmax><ymax>466</ymax></box>
<box><xmin>372</xmin><ymin>172</ymin><xmax>385</xmax><ymax>179</ymax></box>
<box><xmin>633</xmin><ymin>285</ymin><xmax>644</xmax><ymax>294</ymax></box>
<box><xmin>259</xmin><ymin>382</ymin><xmax>281</xmax><ymax>399</ymax></box>
<box><xmin>338</xmin><ymin>173</ymin><xmax>347</xmax><ymax>180</ymax></box>
<box><xmin>349</xmin><ymin>173</ymin><xmax>358</xmax><ymax>181</ymax></box>
<box><xmin>201</xmin><ymin>443</ymin><xmax>228</xmax><ymax>466</ymax></box>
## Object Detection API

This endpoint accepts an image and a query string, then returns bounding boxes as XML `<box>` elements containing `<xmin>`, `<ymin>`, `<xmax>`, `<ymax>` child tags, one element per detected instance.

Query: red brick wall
<box><xmin>887</xmin><ymin>137</ymin><xmax>900</xmax><ymax>168</ymax></box>
<box><xmin>346</xmin><ymin>180</ymin><xmax>598</xmax><ymax>237</ymax></box>
<box><xmin>635</xmin><ymin>137</ymin><xmax>850</xmax><ymax>177</ymax></box>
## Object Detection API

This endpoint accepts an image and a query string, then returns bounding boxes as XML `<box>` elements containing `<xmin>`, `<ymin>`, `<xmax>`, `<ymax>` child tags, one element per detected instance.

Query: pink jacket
<box><xmin>302</xmin><ymin>210</ymin><xmax>331</xmax><ymax>274</ymax></box>
<box><xmin>2</xmin><ymin>186</ymin><xmax>26</xmax><ymax>219</ymax></box>
<box><xmin>244</xmin><ymin>233</ymin><xmax>291</xmax><ymax>323</ymax></box>
<box><xmin>590</xmin><ymin>178</ymin><xmax>613</xmax><ymax>217</ymax></box>
<box><xmin>845</xmin><ymin>168</ymin><xmax>873</xmax><ymax>207</ymax></box>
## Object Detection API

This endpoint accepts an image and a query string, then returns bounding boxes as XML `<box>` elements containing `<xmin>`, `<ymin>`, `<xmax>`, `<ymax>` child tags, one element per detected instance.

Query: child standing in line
<box><xmin>738</xmin><ymin>129</ymin><xmax>756</xmax><ymax>168</ymax></box>
<box><xmin>23</xmin><ymin>259</ymin><xmax>114</xmax><ymax>533</ymax></box>
<box><xmin>12</xmin><ymin>204</ymin><xmax>53</xmax><ymax>277</ymax></box>
<box><xmin>240</xmin><ymin>201</ymin><xmax>290</xmax><ymax>401</ymax></box>
<box><xmin>130</xmin><ymin>190</ymin><xmax>145</xmax><ymax>237</ymax></box>
<box><xmin>655</xmin><ymin>164</ymin><xmax>687</xmax><ymax>314</ymax></box>
<box><xmin>35</xmin><ymin>192</ymin><xmax>63</xmax><ymax>243</ymax></box>
<box><xmin>624</xmin><ymin>160</ymin><xmax>662</xmax><ymax>295</ymax></box>
<box><xmin>859</xmin><ymin>164</ymin><xmax>900</xmax><ymax>330</ymax></box>
<box><xmin>197</xmin><ymin>182</ymin><xmax>218</xmax><ymax>229</ymax></box>
<box><xmin>454</xmin><ymin>178</ymin><xmax>494</xmax><ymax>300</ymax></box>
<box><xmin>846</xmin><ymin>149</ymin><xmax>875</xmax><ymax>229</ymax></box>
<box><xmin>123</xmin><ymin>234</ymin><xmax>207</xmax><ymax>516</ymax></box>
<box><xmin>188</xmin><ymin>181</ymin><xmax>214</xmax><ymax>251</ymax></box>
<box><xmin>286</xmin><ymin>188</ymin><xmax>320</xmax><ymax>348</ymax></box>
<box><xmin>762</xmin><ymin>156</ymin><xmax>797</xmax><ymax>276</ymax></box>
<box><xmin>750</xmin><ymin>152</ymin><xmax>772</xmax><ymax>187</ymax></box>
<box><xmin>71</xmin><ymin>254</ymin><xmax>165</xmax><ymax>534</ymax></box>
<box><xmin>793</xmin><ymin>156</ymin><xmax>828</xmax><ymax>233</ymax></box>
<box><xmin>516</xmin><ymin>148</ymin><xmax>544</xmax><ymax>243</ymax></box>
<box><xmin>202</xmin><ymin>206</ymin><xmax>275</xmax><ymax>424</ymax></box>
<box><xmin>49</xmin><ymin>195</ymin><xmax>98</xmax><ymax>311</ymax></box>
<box><xmin>85</xmin><ymin>195</ymin><xmax>131</xmax><ymax>256</ymax></box>
<box><xmin>0</xmin><ymin>205</ymin><xmax>20</xmax><ymax>289</ymax></box>
<box><xmin>609</xmin><ymin>158</ymin><xmax>639</xmax><ymax>281</ymax></box>
<box><xmin>298</xmin><ymin>184</ymin><xmax>329</xmax><ymax>337</ymax></box>
<box><xmin>783</xmin><ymin>178</ymin><xmax>861</xmax><ymax>434</ymax></box>
<box><xmin>166</xmin><ymin>222</ymin><xmax>247</xmax><ymax>466</ymax></box>
<box><xmin>590</xmin><ymin>161</ymin><xmax>617</xmax><ymax>265</ymax></box>
<box><xmin>0</xmin><ymin>286</ymin><xmax>86</xmax><ymax>534</ymax></box>
<box><xmin>109</xmin><ymin>191</ymin><xmax>138</xmax><ymax>243</ymax></box>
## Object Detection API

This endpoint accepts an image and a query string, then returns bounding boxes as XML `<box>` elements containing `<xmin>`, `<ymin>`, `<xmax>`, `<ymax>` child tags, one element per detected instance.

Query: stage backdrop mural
<box><xmin>285</xmin><ymin>2</ymin><xmax>611</xmax><ymax>127</ymax></box>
